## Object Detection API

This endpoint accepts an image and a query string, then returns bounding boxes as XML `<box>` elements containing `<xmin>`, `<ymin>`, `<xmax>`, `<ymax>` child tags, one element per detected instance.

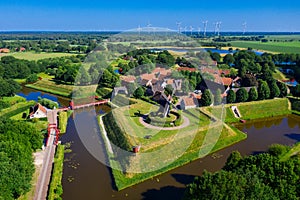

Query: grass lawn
<box><xmin>204</xmin><ymin>98</ymin><xmax>291</xmax><ymax>123</ymax></box>
<box><xmin>101</xmin><ymin>98</ymin><xmax>246</xmax><ymax>190</ymax></box>
<box><xmin>227</xmin><ymin>41</ymin><xmax>300</xmax><ymax>54</ymax></box>
<box><xmin>273</xmin><ymin>69</ymin><xmax>289</xmax><ymax>81</ymax></box>
<box><xmin>2</xmin><ymin>95</ymin><xmax>26</xmax><ymax>105</ymax></box>
<box><xmin>48</xmin><ymin>144</ymin><xmax>65</xmax><ymax>200</ymax></box>
<box><xmin>280</xmin><ymin>142</ymin><xmax>300</xmax><ymax>162</ymax></box>
<box><xmin>26</xmin><ymin>78</ymin><xmax>99</xmax><ymax>98</ymax></box>
<box><xmin>26</xmin><ymin>79</ymin><xmax>74</xmax><ymax>97</ymax></box>
<box><xmin>58</xmin><ymin>111</ymin><xmax>72</xmax><ymax>134</ymax></box>
<box><xmin>2</xmin><ymin>52</ymin><xmax>78</xmax><ymax>61</ymax></box>
<box><xmin>0</xmin><ymin>101</ymin><xmax>36</xmax><ymax>119</ymax></box>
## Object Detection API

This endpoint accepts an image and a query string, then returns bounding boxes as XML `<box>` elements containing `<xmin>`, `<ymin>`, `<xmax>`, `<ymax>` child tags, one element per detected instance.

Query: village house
<box><xmin>29</xmin><ymin>103</ymin><xmax>47</xmax><ymax>119</ymax></box>
<box><xmin>180</xmin><ymin>97</ymin><xmax>198</xmax><ymax>110</ymax></box>
<box><xmin>120</xmin><ymin>75</ymin><xmax>136</xmax><ymax>84</ymax></box>
<box><xmin>0</xmin><ymin>48</ymin><xmax>10</xmax><ymax>53</ymax></box>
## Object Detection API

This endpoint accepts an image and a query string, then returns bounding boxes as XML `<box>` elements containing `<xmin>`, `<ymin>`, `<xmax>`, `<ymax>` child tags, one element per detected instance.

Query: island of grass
<box><xmin>100</xmin><ymin>98</ymin><xmax>247</xmax><ymax>190</ymax></box>
<box><xmin>145</xmin><ymin>110</ymin><xmax>183</xmax><ymax>127</ymax></box>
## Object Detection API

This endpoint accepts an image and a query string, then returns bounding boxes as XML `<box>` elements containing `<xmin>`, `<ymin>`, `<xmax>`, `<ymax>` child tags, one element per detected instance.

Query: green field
<box><xmin>0</xmin><ymin>100</ymin><xmax>36</xmax><ymax>119</ymax></box>
<box><xmin>101</xmin><ymin>98</ymin><xmax>246</xmax><ymax>190</ymax></box>
<box><xmin>265</xmin><ymin>35</ymin><xmax>300</xmax><ymax>41</ymax></box>
<box><xmin>26</xmin><ymin>79</ymin><xmax>74</xmax><ymax>97</ymax></box>
<box><xmin>273</xmin><ymin>69</ymin><xmax>289</xmax><ymax>81</ymax></box>
<box><xmin>205</xmin><ymin>98</ymin><xmax>291</xmax><ymax>123</ymax></box>
<box><xmin>228</xmin><ymin>41</ymin><xmax>300</xmax><ymax>54</ymax></box>
<box><xmin>280</xmin><ymin>141</ymin><xmax>300</xmax><ymax>162</ymax></box>
<box><xmin>1</xmin><ymin>51</ymin><xmax>78</xmax><ymax>61</ymax></box>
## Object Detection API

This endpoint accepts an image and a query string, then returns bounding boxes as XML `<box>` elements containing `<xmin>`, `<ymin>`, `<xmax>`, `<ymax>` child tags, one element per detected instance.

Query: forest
<box><xmin>184</xmin><ymin>144</ymin><xmax>300</xmax><ymax>200</ymax></box>
<box><xmin>0</xmin><ymin>118</ymin><xmax>43</xmax><ymax>200</ymax></box>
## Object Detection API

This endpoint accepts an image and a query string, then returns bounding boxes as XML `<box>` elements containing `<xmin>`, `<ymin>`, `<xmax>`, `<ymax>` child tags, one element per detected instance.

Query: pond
<box><xmin>61</xmin><ymin>112</ymin><xmax>300</xmax><ymax>200</ymax></box>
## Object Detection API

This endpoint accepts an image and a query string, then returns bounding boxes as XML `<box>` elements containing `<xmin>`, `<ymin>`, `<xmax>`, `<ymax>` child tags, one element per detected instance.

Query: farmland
<box><xmin>227</xmin><ymin>40</ymin><xmax>300</xmax><ymax>54</ymax></box>
<box><xmin>0</xmin><ymin>51</ymin><xmax>78</xmax><ymax>60</ymax></box>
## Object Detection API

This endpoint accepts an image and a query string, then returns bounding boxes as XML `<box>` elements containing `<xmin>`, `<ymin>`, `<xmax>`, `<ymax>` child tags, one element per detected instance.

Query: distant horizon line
<box><xmin>0</xmin><ymin>30</ymin><xmax>300</xmax><ymax>33</ymax></box>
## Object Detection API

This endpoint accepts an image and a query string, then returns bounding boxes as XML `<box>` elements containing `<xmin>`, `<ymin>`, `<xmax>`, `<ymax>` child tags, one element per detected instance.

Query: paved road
<box><xmin>34</xmin><ymin>129</ymin><xmax>56</xmax><ymax>200</ymax></box>
<box><xmin>47</xmin><ymin>110</ymin><xmax>58</xmax><ymax>124</ymax></box>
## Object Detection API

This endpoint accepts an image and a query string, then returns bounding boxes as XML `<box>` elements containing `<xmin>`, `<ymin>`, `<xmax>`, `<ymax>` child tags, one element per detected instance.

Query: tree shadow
<box><xmin>251</xmin><ymin>151</ymin><xmax>265</xmax><ymax>156</ymax></box>
<box><xmin>141</xmin><ymin>186</ymin><xmax>185</xmax><ymax>200</ymax></box>
<box><xmin>171</xmin><ymin>173</ymin><xmax>195</xmax><ymax>185</ymax></box>
<box><xmin>285</xmin><ymin>133</ymin><xmax>300</xmax><ymax>142</ymax></box>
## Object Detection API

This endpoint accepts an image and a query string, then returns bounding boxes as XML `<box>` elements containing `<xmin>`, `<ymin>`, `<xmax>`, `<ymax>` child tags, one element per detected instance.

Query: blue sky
<box><xmin>1</xmin><ymin>0</ymin><xmax>300</xmax><ymax>31</ymax></box>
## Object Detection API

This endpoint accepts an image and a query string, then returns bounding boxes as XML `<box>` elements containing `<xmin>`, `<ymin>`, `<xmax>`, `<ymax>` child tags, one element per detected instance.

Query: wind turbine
<box><xmin>217</xmin><ymin>22</ymin><xmax>222</xmax><ymax>36</ymax></box>
<box><xmin>184</xmin><ymin>26</ymin><xmax>187</xmax><ymax>34</ymax></box>
<box><xmin>203</xmin><ymin>20</ymin><xmax>208</xmax><ymax>37</ymax></box>
<box><xmin>147</xmin><ymin>22</ymin><xmax>152</xmax><ymax>34</ymax></box>
<box><xmin>176</xmin><ymin>22</ymin><xmax>182</xmax><ymax>33</ymax></box>
<box><xmin>242</xmin><ymin>22</ymin><xmax>247</xmax><ymax>34</ymax></box>
<box><xmin>214</xmin><ymin>22</ymin><xmax>218</xmax><ymax>35</ymax></box>
<box><xmin>198</xmin><ymin>27</ymin><xmax>201</xmax><ymax>35</ymax></box>
<box><xmin>190</xmin><ymin>26</ymin><xmax>194</xmax><ymax>36</ymax></box>
<box><xmin>137</xmin><ymin>25</ymin><xmax>141</xmax><ymax>36</ymax></box>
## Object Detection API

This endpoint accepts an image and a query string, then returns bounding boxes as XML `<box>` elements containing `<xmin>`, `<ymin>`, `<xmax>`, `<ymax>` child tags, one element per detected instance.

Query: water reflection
<box><xmin>62</xmin><ymin>113</ymin><xmax>300</xmax><ymax>200</ymax></box>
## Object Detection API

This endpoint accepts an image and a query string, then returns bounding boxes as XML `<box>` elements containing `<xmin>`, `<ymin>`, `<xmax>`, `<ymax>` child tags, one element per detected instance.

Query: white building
<box><xmin>29</xmin><ymin>103</ymin><xmax>47</xmax><ymax>119</ymax></box>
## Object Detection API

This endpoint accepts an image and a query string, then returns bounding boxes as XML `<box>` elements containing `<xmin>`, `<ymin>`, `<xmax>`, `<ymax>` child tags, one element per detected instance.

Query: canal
<box><xmin>61</xmin><ymin>112</ymin><xmax>300</xmax><ymax>199</ymax></box>
<box><xmin>19</xmin><ymin>88</ymin><xmax>300</xmax><ymax>200</ymax></box>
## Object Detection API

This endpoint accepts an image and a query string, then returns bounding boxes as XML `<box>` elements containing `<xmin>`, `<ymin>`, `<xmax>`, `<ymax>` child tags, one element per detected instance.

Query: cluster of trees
<box><xmin>226</xmin><ymin>81</ymin><xmax>286</xmax><ymax>104</ymax></box>
<box><xmin>0</xmin><ymin>77</ymin><xmax>21</xmax><ymax>97</ymax></box>
<box><xmin>176</xmin><ymin>57</ymin><xmax>196</xmax><ymax>68</ymax></box>
<box><xmin>0</xmin><ymin>55</ymin><xmax>88</xmax><ymax>96</ymax></box>
<box><xmin>0</xmin><ymin>32</ymin><xmax>108</xmax><ymax>53</ymax></box>
<box><xmin>213</xmin><ymin>35</ymin><xmax>265</xmax><ymax>42</ymax></box>
<box><xmin>0</xmin><ymin>56</ymin><xmax>29</xmax><ymax>97</ymax></box>
<box><xmin>38</xmin><ymin>97</ymin><xmax>59</xmax><ymax>109</ymax></box>
<box><xmin>179</xmin><ymin>70</ymin><xmax>202</xmax><ymax>91</ymax></box>
<box><xmin>39</xmin><ymin>55</ymin><xmax>86</xmax><ymax>84</ymax></box>
<box><xmin>0</xmin><ymin>118</ymin><xmax>43</xmax><ymax>199</ymax></box>
<box><xmin>0</xmin><ymin>56</ymin><xmax>41</xmax><ymax>79</ymax></box>
<box><xmin>197</xmin><ymin>78</ymin><xmax>287</xmax><ymax>106</ymax></box>
<box><xmin>184</xmin><ymin>144</ymin><xmax>300</xmax><ymax>200</ymax></box>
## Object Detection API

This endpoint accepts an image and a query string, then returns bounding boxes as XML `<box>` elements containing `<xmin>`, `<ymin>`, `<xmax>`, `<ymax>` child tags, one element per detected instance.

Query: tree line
<box><xmin>184</xmin><ymin>144</ymin><xmax>300</xmax><ymax>200</ymax></box>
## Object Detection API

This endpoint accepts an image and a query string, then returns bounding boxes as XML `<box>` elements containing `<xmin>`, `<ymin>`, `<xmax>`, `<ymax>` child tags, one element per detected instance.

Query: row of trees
<box><xmin>226</xmin><ymin>80</ymin><xmax>287</xmax><ymax>104</ymax></box>
<box><xmin>198</xmin><ymin>79</ymin><xmax>287</xmax><ymax>106</ymax></box>
<box><xmin>184</xmin><ymin>144</ymin><xmax>300</xmax><ymax>199</ymax></box>
<box><xmin>0</xmin><ymin>33</ymin><xmax>107</xmax><ymax>53</ymax></box>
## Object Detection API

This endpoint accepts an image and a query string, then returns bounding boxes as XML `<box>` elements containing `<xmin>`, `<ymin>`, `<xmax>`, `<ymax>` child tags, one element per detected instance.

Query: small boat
<box><xmin>240</xmin><ymin>119</ymin><xmax>246</xmax><ymax>123</ymax></box>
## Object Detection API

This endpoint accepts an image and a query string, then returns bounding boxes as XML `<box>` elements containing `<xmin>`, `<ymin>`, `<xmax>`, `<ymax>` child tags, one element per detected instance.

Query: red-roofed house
<box><xmin>120</xmin><ymin>75</ymin><xmax>136</xmax><ymax>84</ymax></box>
<box><xmin>219</xmin><ymin>69</ymin><xmax>230</xmax><ymax>76</ymax></box>
<box><xmin>177</xmin><ymin>67</ymin><xmax>197</xmax><ymax>72</ymax></box>
<box><xmin>29</xmin><ymin>103</ymin><xmax>47</xmax><ymax>119</ymax></box>
<box><xmin>180</xmin><ymin>97</ymin><xmax>198</xmax><ymax>110</ymax></box>
<box><xmin>221</xmin><ymin>77</ymin><xmax>233</xmax><ymax>86</ymax></box>
<box><xmin>140</xmin><ymin>73</ymin><xmax>156</xmax><ymax>86</ymax></box>
<box><xmin>0</xmin><ymin>48</ymin><xmax>10</xmax><ymax>53</ymax></box>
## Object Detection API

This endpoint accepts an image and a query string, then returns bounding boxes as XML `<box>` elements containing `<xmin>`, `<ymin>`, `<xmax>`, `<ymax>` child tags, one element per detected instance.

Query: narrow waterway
<box><xmin>61</xmin><ymin>110</ymin><xmax>300</xmax><ymax>200</ymax></box>
<box><xmin>18</xmin><ymin>88</ymin><xmax>300</xmax><ymax>200</ymax></box>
